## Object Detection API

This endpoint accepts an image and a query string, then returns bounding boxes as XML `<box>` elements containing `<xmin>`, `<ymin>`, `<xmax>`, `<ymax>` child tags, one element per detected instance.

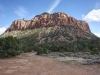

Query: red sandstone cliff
<box><xmin>6</xmin><ymin>12</ymin><xmax>91</xmax><ymax>32</ymax></box>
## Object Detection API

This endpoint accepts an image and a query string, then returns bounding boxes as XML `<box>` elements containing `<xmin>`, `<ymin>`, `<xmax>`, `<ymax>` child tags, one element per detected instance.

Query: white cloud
<box><xmin>82</xmin><ymin>9</ymin><xmax>100</xmax><ymax>22</ymax></box>
<box><xmin>15</xmin><ymin>6</ymin><xmax>28</xmax><ymax>17</ymax></box>
<box><xmin>94</xmin><ymin>32</ymin><xmax>100</xmax><ymax>37</ymax></box>
<box><xmin>47</xmin><ymin>0</ymin><xmax>61</xmax><ymax>13</ymax></box>
<box><xmin>0</xmin><ymin>27</ymin><xmax>6</xmax><ymax>35</ymax></box>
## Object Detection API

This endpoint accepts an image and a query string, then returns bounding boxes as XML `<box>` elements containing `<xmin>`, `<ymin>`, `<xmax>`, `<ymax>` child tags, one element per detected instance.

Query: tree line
<box><xmin>0</xmin><ymin>36</ymin><xmax>100</xmax><ymax>58</ymax></box>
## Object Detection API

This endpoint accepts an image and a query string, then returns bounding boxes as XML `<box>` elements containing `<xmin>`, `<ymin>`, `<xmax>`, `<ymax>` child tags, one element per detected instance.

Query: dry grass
<box><xmin>0</xmin><ymin>52</ymin><xmax>100</xmax><ymax>75</ymax></box>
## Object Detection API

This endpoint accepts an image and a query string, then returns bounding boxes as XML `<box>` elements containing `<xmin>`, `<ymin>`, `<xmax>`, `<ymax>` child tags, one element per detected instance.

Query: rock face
<box><xmin>6</xmin><ymin>12</ymin><xmax>91</xmax><ymax>32</ymax></box>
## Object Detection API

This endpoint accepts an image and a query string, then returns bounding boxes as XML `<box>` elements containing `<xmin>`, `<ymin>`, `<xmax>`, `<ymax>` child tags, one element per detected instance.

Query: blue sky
<box><xmin>0</xmin><ymin>0</ymin><xmax>100</xmax><ymax>37</ymax></box>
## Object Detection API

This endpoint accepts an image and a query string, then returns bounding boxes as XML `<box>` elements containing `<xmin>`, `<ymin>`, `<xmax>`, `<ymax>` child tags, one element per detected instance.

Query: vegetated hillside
<box><xmin>0</xmin><ymin>12</ymin><xmax>100</xmax><ymax>55</ymax></box>
<box><xmin>1</xmin><ymin>26</ymin><xmax>96</xmax><ymax>43</ymax></box>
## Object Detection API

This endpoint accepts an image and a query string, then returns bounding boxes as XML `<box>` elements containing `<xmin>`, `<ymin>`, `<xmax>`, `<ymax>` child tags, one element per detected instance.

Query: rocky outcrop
<box><xmin>6</xmin><ymin>12</ymin><xmax>91</xmax><ymax>32</ymax></box>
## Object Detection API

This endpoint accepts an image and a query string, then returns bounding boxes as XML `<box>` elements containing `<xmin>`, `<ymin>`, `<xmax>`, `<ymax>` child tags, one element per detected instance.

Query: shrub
<box><xmin>0</xmin><ymin>36</ymin><xmax>21</xmax><ymax>58</ymax></box>
<box><xmin>84</xmin><ymin>46</ymin><xmax>91</xmax><ymax>53</ymax></box>
<box><xmin>59</xmin><ymin>49</ymin><xmax>65</xmax><ymax>53</ymax></box>
<box><xmin>37</xmin><ymin>47</ymin><xmax>44</xmax><ymax>55</ymax></box>
<box><xmin>43</xmin><ymin>48</ymin><xmax>48</xmax><ymax>54</ymax></box>
<box><xmin>91</xmin><ymin>48</ymin><xmax>99</xmax><ymax>55</ymax></box>
<box><xmin>22</xmin><ymin>47</ymin><xmax>28</xmax><ymax>53</ymax></box>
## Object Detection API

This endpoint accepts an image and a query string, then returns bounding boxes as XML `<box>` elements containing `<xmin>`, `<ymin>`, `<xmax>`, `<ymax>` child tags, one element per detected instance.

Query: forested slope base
<box><xmin>35</xmin><ymin>38</ymin><xmax>100</xmax><ymax>55</ymax></box>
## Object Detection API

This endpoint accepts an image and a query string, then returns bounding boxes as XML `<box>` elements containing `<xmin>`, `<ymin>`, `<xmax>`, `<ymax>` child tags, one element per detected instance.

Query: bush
<box><xmin>37</xmin><ymin>47</ymin><xmax>44</xmax><ymax>55</ymax></box>
<box><xmin>36</xmin><ymin>47</ymin><xmax>49</xmax><ymax>55</ymax></box>
<box><xmin>84</xmin><ymin>46</ymin><xmax>91</xmax><ymax>53</ymax></box>
<box><xmin>43</xmin><ymin>48</ymin><xmax>49</xmax><ymax>54</ymax></box>
<box><xmin>0</xmin><ymin>36</ymin><xmax>21</xmax><ymax>58</ymax></box>
<box><xmin>22</xmin><ymin>47</ymin><xmax>28</xmax><ymax>53</ymax></box>
<box><xmin>91</xmin><ymin>48</ymin><xmax>99</xmax><ymax>55</ymax></box>
<box><xmin>59</xmin><ymin>49</ymin><xmax>65</xmax><ymax>53</ymax></box>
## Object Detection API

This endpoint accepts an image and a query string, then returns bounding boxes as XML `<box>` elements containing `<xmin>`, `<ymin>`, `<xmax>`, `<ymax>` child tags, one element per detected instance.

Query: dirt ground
<box><xmin>0</xmin><ymin>52</ymin><xmax>100</xmax><ymax>75</ymax></box>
